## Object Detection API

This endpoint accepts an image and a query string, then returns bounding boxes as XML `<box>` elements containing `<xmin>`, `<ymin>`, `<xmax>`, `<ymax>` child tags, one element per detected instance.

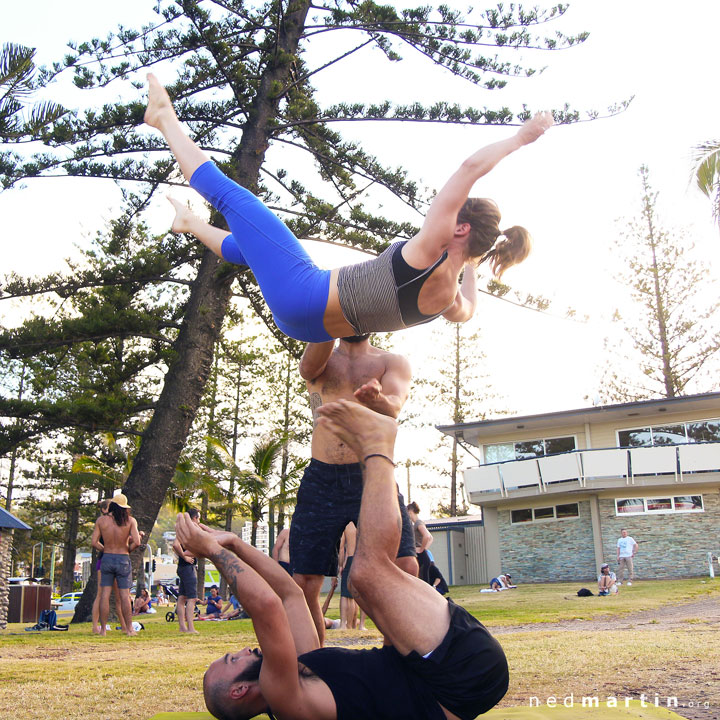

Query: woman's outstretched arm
<box><xmin>413</xmin><ymin>112</ymin><xmax>554</xmax><ymax>263</ymax></box>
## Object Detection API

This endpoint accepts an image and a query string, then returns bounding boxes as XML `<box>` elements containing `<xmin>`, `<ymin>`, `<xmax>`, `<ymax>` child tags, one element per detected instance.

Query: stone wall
<box><xmin>599</xmin><ymin>490</ymin><xmax>720</xmax><ymax>579</ymax></box>
<box><xmin>497</xmin><ymin>501</ymin><xmax>596</xmax><ymax>583</ymax></box>
<box><xmin>0</xmin><ymin>529</ymin><xmax>13</xmax><ymax>629</ymax></box>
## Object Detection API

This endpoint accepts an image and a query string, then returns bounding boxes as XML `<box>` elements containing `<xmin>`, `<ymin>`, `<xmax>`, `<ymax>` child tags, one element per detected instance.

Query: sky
<box><xmin>3</xmin><ymin>0</ymin><xmax>720</xmax><ymax>509</ymax></box>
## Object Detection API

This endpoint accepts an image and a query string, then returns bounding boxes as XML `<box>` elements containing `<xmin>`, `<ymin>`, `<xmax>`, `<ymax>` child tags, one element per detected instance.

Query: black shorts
<box><xmin>279</xmin><ymin>560</ymin><xmax>292</xmax><ymax>575</ymax></box>
<box><xmin>340</xmin><ymin>556</ymin><xmax>354</xmax><ymax>598</ymax></box>
<box><xmin>290</xmin><ymin>459</ymin><xmax>416</xmax><ymax>577</ymax></box>
<box><xmin>177</xmin><ymin>562</ymin><xmax>198</xmax><ymax>599</ymax></box>
<box><xmin>401</xmin><ymin>599</ymin><xmax>509</xmax><ymax>719</ymax></box>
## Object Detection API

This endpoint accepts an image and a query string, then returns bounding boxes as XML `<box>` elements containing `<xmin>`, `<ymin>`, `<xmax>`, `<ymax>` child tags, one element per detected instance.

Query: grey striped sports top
<box><xmin>337</xmin><ymin>241</ymin><xmax>451</xmax><ymax>334</ymax></box>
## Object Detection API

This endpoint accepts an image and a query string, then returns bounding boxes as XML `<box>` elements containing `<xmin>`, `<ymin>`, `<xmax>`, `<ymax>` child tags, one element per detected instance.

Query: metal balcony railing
<box><xmin>464</xmin><ymin>442</ymin><xmax>720</xmax><ymax>498</ymax></box>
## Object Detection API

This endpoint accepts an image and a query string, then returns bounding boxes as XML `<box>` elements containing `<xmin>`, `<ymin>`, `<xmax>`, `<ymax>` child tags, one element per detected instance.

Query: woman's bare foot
<box><xmin>316</xmin><ymin>400</ymin><xmax>396</xmax><ymax>461</ymax></box>
<box><xmin>167</xmin><ymin>196</ymin><xmax>198</xmax><ymax>234</ymax></box>
<box><xmin>144</xmin><ymin>73</ymin><xmax>177</xmax><ymax>130</ymax></box>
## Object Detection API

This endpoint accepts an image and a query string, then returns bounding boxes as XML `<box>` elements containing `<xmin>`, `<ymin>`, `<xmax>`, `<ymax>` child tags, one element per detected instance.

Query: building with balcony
<box><xmin>437</xmin><ymin>392</ymin><xmax>720</xmax><ymax>584</ymax></box>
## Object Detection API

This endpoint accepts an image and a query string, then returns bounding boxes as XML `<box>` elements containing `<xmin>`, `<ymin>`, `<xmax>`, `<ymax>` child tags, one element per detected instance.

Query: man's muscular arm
<box><xmin>202</xmin><ymin>526</ymin><xmax>319</xmax><ymax>654</ymax></box>
<box><xmin>299</xmin><ymin>340</ymin><xmax>335</xmax><ymax>381</ymax></box>
<box><xmin>354</xmin><ymin>354</ymin><xmax>412</xmax><ymax>418</ymax></box>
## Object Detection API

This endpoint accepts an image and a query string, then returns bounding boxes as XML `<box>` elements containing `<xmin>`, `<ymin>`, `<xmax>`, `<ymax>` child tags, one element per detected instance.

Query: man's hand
<box><xmin>175</xmin><ymin>513</ymin><xmax>221</xmax><ymax>558</ymax></box>
<box><xmin>354</xmin><ymin>378</ymin><xmax>382</xmax><ymax>406</ymax></box>
<box><xmin>198</xmin><ymin>524</ymin><xmax>240</xmax><ymax>550</ymax></box>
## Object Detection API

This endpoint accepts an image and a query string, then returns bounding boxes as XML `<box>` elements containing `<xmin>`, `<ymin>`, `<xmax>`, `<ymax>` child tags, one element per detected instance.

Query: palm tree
<box><xmin>208</xmin><ymin>435</ymin><xmax>301</xmax><ymax>547</ymax></box>
<box><xmin>0</xmin><ymin>43</ymin><xmax>66</xmax><ymax>141</ymax></box>
<box><xmin>691</xmin><ymin>140</ymin><xmax>720</xmax><ymax>229</ymax></box>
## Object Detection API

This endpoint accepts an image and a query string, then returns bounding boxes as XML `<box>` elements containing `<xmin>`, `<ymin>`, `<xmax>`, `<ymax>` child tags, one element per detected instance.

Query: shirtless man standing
<box><xmin>291</xmin><ymin>335</ymin><xmax>417</xmax><ymax>644</ymax></box>
<box><xmin>91</xmin><ymin>494</ymin><xmax>141</xmax><ymax>637</ymax></box>
<box><xmin>177</xmin><ymin>401</ymin><xmax>508</xmax><ymax>720</ymax></box>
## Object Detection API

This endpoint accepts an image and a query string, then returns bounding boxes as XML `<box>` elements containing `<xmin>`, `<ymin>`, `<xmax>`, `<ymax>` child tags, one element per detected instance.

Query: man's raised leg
<box><xmin>316</xmin><ymin>401</ymin><xmax>450</xmax><ymax>656</ymax></box>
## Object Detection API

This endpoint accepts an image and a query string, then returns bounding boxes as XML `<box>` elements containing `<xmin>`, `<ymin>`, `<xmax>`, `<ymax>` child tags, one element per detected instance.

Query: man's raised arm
<box><xmin>299</xmin><ymin>340</ymin><xmax>335</xmax><ymax>381</ymax></box>
<box><xmin>197</xmin><ymin>523</ymin><xmax>319</xmax><ymax>655</ymax></box>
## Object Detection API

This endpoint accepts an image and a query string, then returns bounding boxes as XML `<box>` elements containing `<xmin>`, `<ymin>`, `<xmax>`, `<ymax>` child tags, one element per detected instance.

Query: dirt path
<box><xmin>490</xmin><ymin>596</ymin><xmax>720</xmax><ymax>634</ymax></box>
<box><xmin>494</xmin><ymin>597</ymin><xmax>720</xmax><ymax>720</ymax></box>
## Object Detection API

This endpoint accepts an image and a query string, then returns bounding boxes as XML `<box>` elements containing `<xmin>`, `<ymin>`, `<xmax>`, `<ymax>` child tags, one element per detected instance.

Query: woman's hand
<box><xmin>516</xmin><ymin>111</ymin><xmax>554</xmax><ymax>146</ymax></box>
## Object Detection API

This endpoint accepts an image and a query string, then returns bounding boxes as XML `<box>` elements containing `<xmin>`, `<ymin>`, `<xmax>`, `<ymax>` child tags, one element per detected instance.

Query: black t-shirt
<box><xmin>429</xmin><ymin>564</ymin><xmax>449</xmax><ymax>595</ymax></box>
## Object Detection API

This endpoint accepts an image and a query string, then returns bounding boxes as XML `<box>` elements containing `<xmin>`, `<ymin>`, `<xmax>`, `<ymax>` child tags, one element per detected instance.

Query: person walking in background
<box><xmin>406</xmin><ymin>502</ymin><xmax>434</xmax><ymax>584</ymax></box>
<box><xmin>617</xmin><ymin>528</ymin><xmax>638</xmax><ymax>586</ymax></box>
<box><xmin>173</xmin><ymin>507</ymin><xmax>201</xmax><ymax>634</ymax></box>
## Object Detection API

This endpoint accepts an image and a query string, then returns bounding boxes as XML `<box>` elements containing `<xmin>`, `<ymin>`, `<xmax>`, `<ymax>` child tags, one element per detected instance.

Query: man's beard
<box><xmin>237</xmin><ymin>651</ymin><xmax>263</xmax><ymax>682</ymax></box>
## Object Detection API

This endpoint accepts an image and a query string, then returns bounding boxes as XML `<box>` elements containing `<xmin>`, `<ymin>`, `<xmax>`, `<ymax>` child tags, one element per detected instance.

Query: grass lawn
<box><xmin>449</xmin><ymin>577</ymin><xmax>720</xmax><ymax>626</ymax></box>
<box><xmin>1</xmin><ymin>579</ymin><xmax>718</xmax><ymax>720</ymax></box>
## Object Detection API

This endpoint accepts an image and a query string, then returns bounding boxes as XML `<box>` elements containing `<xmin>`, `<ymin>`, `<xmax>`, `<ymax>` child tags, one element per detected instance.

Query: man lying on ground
<box><xmin>175</xmin><ymin>400</ymin><xmax>508</xmax><ymax>720</ymax></box>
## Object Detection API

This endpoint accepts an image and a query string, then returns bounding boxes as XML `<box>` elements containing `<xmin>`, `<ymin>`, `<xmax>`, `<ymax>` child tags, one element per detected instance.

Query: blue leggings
<box><xmin>190</xmin><ymin>161</ymin><xmax>332</xmax><ymax>342</ymax></box>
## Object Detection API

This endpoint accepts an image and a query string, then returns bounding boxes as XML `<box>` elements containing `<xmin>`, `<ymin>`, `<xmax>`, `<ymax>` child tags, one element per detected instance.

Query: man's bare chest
<box><xmin>316</xmin><ymin>356</ymin><xmax>386</xmax><ymax>399</ymax></box>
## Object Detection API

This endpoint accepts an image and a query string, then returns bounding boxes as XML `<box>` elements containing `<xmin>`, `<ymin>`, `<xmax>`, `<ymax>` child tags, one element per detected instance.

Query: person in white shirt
<box><xmin>597</xmin><ymin>564</ymin><xmax>618</xmax><ymax>595</ymax></box>
<box><xmin>616</xmin><ymin>529</ymin><xmax>638</xmax><ymax>585</ymax></box>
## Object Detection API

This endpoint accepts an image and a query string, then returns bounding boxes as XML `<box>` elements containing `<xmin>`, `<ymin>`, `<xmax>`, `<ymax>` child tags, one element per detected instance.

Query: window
<box><xmin>556</xmin><ymin>503</ymin><xmax>581</xmax><ymax>518</ymax></box>
<box><xmin>646</xmin><ymin>497</ymin><xmax>672</xmax><ymax>512</ymax></box>
<box><xmin>615</xmin><ymin>496</ymin><xmax>704</xmax><ymax>515</ymax></box>
<box><xmin>485</xmin><ymin>435</ymin><xmax>576</xmax><ymax>463</ymax></box>
<box><xmin>616</xmin><ymin>498</ymin><xmax>644</xmax><ymax>514</ymax></box>
<box><xmin>510</xmin><ymin>502</ymin><xmax>580</xmax><ymax>524</ymax></box>
<box><xmin>510</xmin><ymin>508</ymin><xmax>533</xmax><ymax>524</ymax></box>
<box><xmin>618</xmin><ymin>418</ymin><xmax>720</xmax><ymax>448</ymax></box>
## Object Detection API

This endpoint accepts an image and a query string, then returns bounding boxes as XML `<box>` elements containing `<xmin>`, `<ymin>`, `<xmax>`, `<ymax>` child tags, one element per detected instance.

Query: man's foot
<box><xmin>168</xmin><ymin>196</ymin><xmax>198</xmax><ymax>234</ymax></box>
<box><xmin>144</xmin><ymin>73</ymin><xmax>177</xmax><ymax>130</ymax></box>
<box><xmin>316</xmin><ymin>400</ymin><xmax>396</xmax><ymax>462</ymax></box>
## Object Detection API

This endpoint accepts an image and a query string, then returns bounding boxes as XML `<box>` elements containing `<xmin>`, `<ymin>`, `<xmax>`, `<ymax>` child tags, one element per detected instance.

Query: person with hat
<box><xmin>91</xmin><ymin>493</ymin><xmax>142</xmax><ymax>636</ymax></box>
<box><xmin>597</xmin><ymin>563</ymin><xmax>618</xmax><ymax>596</ymax></box>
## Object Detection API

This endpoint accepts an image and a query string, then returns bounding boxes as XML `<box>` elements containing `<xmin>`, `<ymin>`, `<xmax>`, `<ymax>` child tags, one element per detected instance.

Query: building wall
<box><xmin>598</xmin><ymin>489</ymin><xmax>720</xmax><ymax>579</ymax></box>
<box><xmin>497</xmin><ymin>500</ymin><xmax>596</xmax><ymax>582</ymax></box>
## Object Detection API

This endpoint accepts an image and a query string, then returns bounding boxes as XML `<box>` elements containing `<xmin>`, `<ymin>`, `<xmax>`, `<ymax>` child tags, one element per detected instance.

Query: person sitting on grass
<box><xmin>489</xmin><ymin>573</ymin><xmax>514</xmax><ymax>591</ymax></box>
<box><xmin>597</xmin><ymin>564</ymin><xmax>618</xmax><ymax>596</ymax></box>
<box><xmin>175</xmin><ymin>399</ymin><xmax>508</xmax><ymax>720</ymax></box>
<box><xmin>132</xmin><ymin>588</ymin><xmax>151</xmax><ymax>615</ymax></box>
<box><xmin>221</xmin><ymin>594</ymin><xmax>246</xmax><ymax>620</ymax></box>
<box><xmin>201</xmin><ymin>586</ymin><xmax>224</xmax><ymax>617</ymax></box>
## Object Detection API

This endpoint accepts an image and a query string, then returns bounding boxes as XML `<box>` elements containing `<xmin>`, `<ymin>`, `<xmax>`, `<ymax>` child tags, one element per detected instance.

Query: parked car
<box><xmin>51</xmin><ymin>592</ymin><xmax>83</xmax><ymax>612</ymax></box>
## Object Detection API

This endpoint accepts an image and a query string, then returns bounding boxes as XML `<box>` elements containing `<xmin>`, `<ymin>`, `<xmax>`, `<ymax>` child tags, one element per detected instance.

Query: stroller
<box><xmin>162</xmin><ymin>582</ymin><xmax>201</xmax><ymax>623</ymax></box>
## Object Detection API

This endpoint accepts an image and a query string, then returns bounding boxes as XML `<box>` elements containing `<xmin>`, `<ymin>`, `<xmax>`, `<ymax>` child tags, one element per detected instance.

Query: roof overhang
<box><xmin>436</xmin><ymin>392</ymin><xmax>720</xmax><ymax>446</ymax></box>
<box><xmin>0</xmin><ymin>506</ymin><xmax>32</xmax><ymax>531</ymax></box>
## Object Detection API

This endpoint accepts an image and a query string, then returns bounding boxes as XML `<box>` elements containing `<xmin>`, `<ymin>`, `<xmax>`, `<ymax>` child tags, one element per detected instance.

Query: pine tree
<box><xmin>599</xmin><ymin>166</ymin><xmax>720</xmax><ymax>401</ymax></box>
<box><xmin>2</xmin><ymin>1</ymin><xmax>605</xmax><ymax>601</ymax></box>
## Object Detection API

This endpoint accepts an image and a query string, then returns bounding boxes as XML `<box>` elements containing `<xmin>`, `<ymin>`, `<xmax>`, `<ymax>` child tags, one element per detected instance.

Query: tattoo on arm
<box><xmin>209</xmin><ymin>548</ymin><xmax>245</xmax><ymax>595</ymax></box>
